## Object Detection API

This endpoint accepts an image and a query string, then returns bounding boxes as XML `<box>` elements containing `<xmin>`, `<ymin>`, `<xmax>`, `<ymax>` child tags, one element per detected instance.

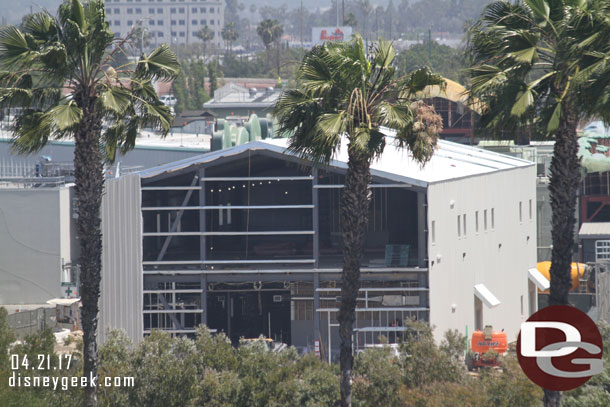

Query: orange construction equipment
<box><xmin>536</xmin><ymin>261</ymin><xmax>586</xmax><ymax>292</ymax></box>
<box><xmin>466</xmin><ymin>326</ymin><xmax>508</xmax><ymax>370</ymax></box>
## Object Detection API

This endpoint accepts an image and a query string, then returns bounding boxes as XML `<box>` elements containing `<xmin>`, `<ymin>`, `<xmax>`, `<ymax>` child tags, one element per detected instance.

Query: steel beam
<box><xmin>142</xmin><ymin>205</ymin><xmax>315</xmax><ymax>211</ymax></box>
<box><xmin>313</xmin><ymin>272</ymin><xmax>320</xmax><ymax>345</ymax></box>
<box><xmin>156</xmin><ymin>174</ymin><xmax>199</xmax><ymax>262</ymax></box>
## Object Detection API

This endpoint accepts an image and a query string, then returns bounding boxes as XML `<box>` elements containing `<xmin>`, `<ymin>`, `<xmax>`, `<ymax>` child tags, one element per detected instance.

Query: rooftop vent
<box><xmin>249</xmin><ymin>87</ymin><xmax>257</xmax><ymax>96</ymax></box>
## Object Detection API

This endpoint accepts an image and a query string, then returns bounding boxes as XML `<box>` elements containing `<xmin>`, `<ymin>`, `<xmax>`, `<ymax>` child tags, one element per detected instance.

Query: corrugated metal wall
<box><xmin>99</xmin><ymin>174</ymin><xmax>143</xmax><ymax>344</ymax></box>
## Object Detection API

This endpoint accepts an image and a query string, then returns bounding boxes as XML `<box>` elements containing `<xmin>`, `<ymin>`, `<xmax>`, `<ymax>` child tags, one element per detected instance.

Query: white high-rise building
<box><xmin>104</xmin><ymin>0</ymin><xmax>224</xmax><ymax>48</ymax></box>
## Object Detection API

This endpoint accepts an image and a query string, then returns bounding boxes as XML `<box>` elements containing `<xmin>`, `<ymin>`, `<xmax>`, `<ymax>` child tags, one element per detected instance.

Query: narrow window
<box><xmin>519</xmin><ymin>201</ymin><xmax>523</xmax><ymax>222</ymax></box>
<box><xmin>484</xmin><ymin>209</ymin><xmax>488</xmax><ymax>231</ymax></box>
<box><xmin>491</xmin><ymin>208</ymin><xmax>495</xmax><ymax>229</ymax></box>
<box><xmin>475</xmin><ymin>211</ymin><xmax>479</xmax><ymax>233</ymax></box>
<box><xmin>529</xmin><ymin>199</ymin><xmax>533</xmax><ymax>220</ymax></box>
<box><xmin>521</xmin><ymin>295</ymin><xmax>524</xmax><ymax>316</ymax></box>
<box><xmin>457</xmin><ymin>216</ymin><xmax>461</xmax><ymax>237</ymax></box>
<box><xmin>431</xmin><ymin>220</ymin><xmax>436</xmax><ymax>244</ymax></box>
<box><xmin>463</xmin><ymin>214</ymin><xmax>467</xmax><ymax>236</ymax></box>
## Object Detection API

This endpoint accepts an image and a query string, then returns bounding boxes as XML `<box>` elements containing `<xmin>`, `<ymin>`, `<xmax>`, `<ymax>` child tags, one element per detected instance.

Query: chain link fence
<box><xmin>6</xmin><ymin>307</ymin><xmax>56</xmax><ymax>339</ymax></box>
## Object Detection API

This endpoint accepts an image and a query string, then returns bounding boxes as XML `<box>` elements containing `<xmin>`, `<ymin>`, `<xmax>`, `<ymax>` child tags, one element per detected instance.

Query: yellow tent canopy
<box><xmin>417</xmin><ymin>78</ymin><xmax>486</xmax><ymax>116</ymax></box>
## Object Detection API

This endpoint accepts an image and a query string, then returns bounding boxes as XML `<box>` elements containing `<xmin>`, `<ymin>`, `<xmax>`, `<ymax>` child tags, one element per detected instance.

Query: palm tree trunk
<box><xmin>74</xmin><ymin>95</ymin><xmax>104</xmax><ymax>407</ymax></box>
<box><xmin>338</xmin><ymin>147</ymin><xmax>371</xmax><ymax>407</ymax></box>
<box><xmin>548</xmin><ymin>107</ymin><xmax>579</xmax><ymax>306</ymax></box>
<box><xmin>545</xmin><ymin>104</ymin><xmax>580</xmax><ymax>407</ymax></box>
<box><xmin>544</xmin><ymin>390</ymin><xmax>562</xmax><ymax>407</ymax></box>
<box><xmin>276</xmin><ymin>42</ymin><xmax>281</xmax><ymax>79</ymax></box>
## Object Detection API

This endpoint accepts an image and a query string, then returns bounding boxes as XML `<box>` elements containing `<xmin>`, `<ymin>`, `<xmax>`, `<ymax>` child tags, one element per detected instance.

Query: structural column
<box><xmin>417</xmin><ymin>191</ymin><xmax>429</xmax><ymax>316</ymax></box>
<box><xmin>199</xmin><ymin>167</ymin><xmax>207</xmax><ymax>326</ymax></box>
<box><xmin>312</xmin><ymin>168</ymin><xmax>319</xmax><ymax>267</ymax></box>
<box><xmin>417</xmin><ymin>191</ymin><xmax>427</xmax><ymax>268</ymax></box>
<box><xmin>313</xmin><ymin>272</ymin><xmax>320</xmax><ymax>346</ymax></box>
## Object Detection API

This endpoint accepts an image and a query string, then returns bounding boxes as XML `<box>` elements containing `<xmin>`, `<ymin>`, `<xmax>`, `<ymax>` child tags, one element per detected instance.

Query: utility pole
<box><xmin>336</xmin><ymin>0</ymin><xmax>339</xmax><ymax>27</ymax></box>
<box><xmin>300</xmin><ymin>0</ymin><xmax>303</xmax><ymax>49</ymax></box>
<box><xmin>342</xmin><ymin>0</ymin><xmax>345</xmax><ymax>25</ymax></box>
<box><xmin>428</xmin><ymin>28</ymin><xmax>432</xmax><ymax>63</ymax></box>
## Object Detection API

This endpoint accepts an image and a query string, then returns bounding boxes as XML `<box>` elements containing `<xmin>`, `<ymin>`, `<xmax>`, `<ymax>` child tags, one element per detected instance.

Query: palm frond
<box><xmin>135</xmin><ymin>44</ymin><xmax>180</xmax><ymax>80</ymax></box>
<box><xmin>100</xmin><ymin>86</ymin><xmax>132</xmax><ymax>114</ymax></box>
<box><xmin>45</xmin><ymin>101</ymin><xmax>82</xmax><ymax>131</ymax></box>
<box><xmin>399</xmin><ymin>67</ymin><xmax>446</xmax><ymax>97</ymax></box>
<box><xmin>0</xmin><ymin>26</ymin><xmax>35</xmax><ymax>69</ymax></box>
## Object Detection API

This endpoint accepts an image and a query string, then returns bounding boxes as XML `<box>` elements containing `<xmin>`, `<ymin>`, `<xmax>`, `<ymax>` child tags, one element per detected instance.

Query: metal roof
<box><xmin>138</xmin><ymin>136</ymin><xmax>534</xmax><ymax>186</ymax></box>
<box><xmin>579</xmin><ymin>222</ymin><xmax>610</xmax><ymax>239</ymax></box>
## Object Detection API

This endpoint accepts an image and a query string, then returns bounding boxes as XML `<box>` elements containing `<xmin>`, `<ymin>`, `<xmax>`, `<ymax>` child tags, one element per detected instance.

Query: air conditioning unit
<box><xmin>273</xmin><ymin>295</ymin><xmax>282</xmax><ymax>302</ymax></box>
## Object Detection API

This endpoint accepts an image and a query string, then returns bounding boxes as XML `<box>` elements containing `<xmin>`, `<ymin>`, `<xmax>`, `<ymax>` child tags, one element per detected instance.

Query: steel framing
<box><xmin>139</xmin><ymin>151</ymin><xmax>430</xmax><ymax>350</ymax></box>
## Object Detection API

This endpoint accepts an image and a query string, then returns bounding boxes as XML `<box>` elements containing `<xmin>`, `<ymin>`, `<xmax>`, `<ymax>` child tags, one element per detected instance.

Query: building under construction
<box><xmin>98</xmin><ymin>136</ymin><xmax>538</xmax><ymax>358</ymax></box>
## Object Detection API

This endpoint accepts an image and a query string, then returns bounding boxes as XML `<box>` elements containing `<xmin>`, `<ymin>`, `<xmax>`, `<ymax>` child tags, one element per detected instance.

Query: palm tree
<box><xmin>273</xmin><ymin>35</ymin><xmax>444</xmax><ymax>407</ymax></box>
<box><xmin>0</xmin><ymin>1</ymin><xmax>179</xmax><ymax>405</ymax></box>
<box><xmin>194</xmin><ymin>25</ymin><xmax>214</xmax><ymax>61</ymax></box>
<box><xmin>257</xmin><ymin>19</ymin><xmax>283</xmax><ymax>74</ymax></box>
<box><xmin>221</xmin><ymin>22</ymin><xmax>239</xmax><ymax>55</ymax></box>
<box><xmin>466</xmin><ymin>1</ymin><xmax>610</xmax><ymax>405</ymax></box>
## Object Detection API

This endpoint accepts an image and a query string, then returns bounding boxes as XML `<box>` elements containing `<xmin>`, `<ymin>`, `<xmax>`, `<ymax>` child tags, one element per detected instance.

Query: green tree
<box><xmin>256</xmin><ymin>19</ymin><xmax>283</xmax><ymax>75</ymax></box>
<box><xmin>0</xmin><ymin>308</ymin><xmax>14</xmax><ymax>372</ymax></box>
<box><xmin>194</xmin><ymin>25</ymin><xmax>214</xmax><ymax>60</ymax></box>
<box><xmin>401</xmin><ymin>321</ymin><xmax>465</xmax><ymax>389</ymax></box>
<box><xmin>128</xmin><ymin>331</ymin><xmax>197</xmax><ymax>407</ymax></box>
<box><xmin>171</xmin><ymin>68</ymin><xmax>188</xmax><ymax>114</ymax></box>
<box><xmin>353</xmin><ymin>347</ymin><xmax>403</xmax><ymax>407</ymax></box>
<box><xmin>273</xmin><ymin>35</ymin><xmax>444</xmax><ymax>407</ymax></box>
<box><xmin>344</xmin><ymin>12</ymin><xmax>358</xmax><ymax>28</ymax></box>
<box><xmin>131</xmin><ymin>26</ymin><xmax>152</xmax><ymax>55</ymax></box>
<box><xmin>207</xmin><ymin>60</ymin><xmax>218</xmax><ymax>97</ymax></box>
<box><xmin>188</xmin><ymin>59</ymin><xmax>209</xmax><ymax>110</ymax></box>
<box><xmin>467</xmin><ymin>2</ymin><xmax>610</xmax><ymax>402</ymax></box>
<box><xmin>398</xmin><ymin>41</ymin><xmax>467</xmax><ymax>82</ymax></box>
<box><xmin>0</xmin><ymin>2</ymin><xmax>179</xmax><ymax>405</ymax></box>
<box><xmin>221</xmin><ymin>22</ymin><xmax>239</xmax><ymax>54</ymax></box>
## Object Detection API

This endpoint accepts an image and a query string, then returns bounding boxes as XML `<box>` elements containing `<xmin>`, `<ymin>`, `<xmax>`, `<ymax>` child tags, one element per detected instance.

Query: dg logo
<box><xmin>517</xmin><ymin>305</ymin><xmax>604</xmax><ymax>391</ymax></box>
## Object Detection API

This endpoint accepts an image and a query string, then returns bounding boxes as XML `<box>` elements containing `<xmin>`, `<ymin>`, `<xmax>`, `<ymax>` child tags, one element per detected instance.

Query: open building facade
<box><xmin>99</xmin><ymin>137</ymin><xmax>538</xmax><ymax>358</ymax></box>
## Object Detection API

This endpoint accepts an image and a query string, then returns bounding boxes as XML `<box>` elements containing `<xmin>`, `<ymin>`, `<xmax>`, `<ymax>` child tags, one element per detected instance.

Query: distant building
<box><xmin>172</xmin><ymin>110</ymin><xmax>217</xmax><ymax>134</ymax></box>
<box><xmin>419</xmin><ymin>79</ymin><xmax>483</xmax><ymax>144</ymax></box>
<box><xmin>203</xmin><ymin>83</ymin><xmax>281</xmax><ymax>117</ymax></box>
<box><xmin>0</xmin><ymin>138</ymin><xmax>210</xmax><ymax>316</ymax></box>
<box><xmin>312</xmin><ymin>26</ymin><xmax>353</xmax><ymax>46</ymax></box>
<box><xmin>104</xmin><ymin>0</ymin><xmax>224</xmax><ymax>48</ymax></box>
